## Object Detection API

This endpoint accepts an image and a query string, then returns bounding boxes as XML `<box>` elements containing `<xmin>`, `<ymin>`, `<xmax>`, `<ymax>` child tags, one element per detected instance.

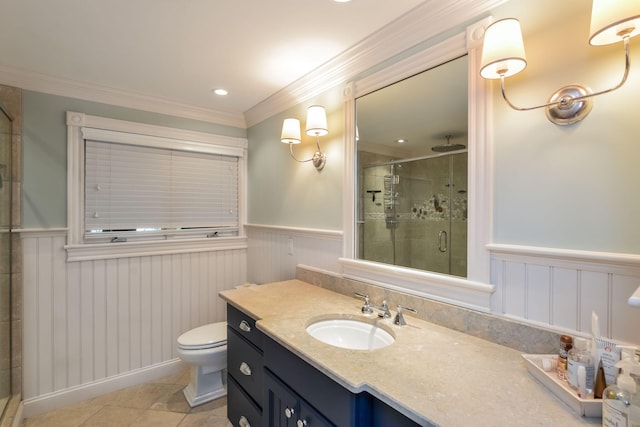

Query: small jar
<box><xmin>557</xmin><ymin>334</ymin><xmax>573</xmax><ymax>381</ymax></box>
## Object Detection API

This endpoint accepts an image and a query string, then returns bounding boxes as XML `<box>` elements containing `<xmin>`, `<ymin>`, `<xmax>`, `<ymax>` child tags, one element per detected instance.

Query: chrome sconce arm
<box><xmin>480</xmin><ymin>0</ymin><xmax>640</xmax><ymax>126</ymax></box>
<box><xmin>281</xmin><ymin>105</ymin><xmax>328</xmax><ymax>171</ymax></box>
<box><xmin>286</xmin><ymin>135</ymin><xmax>327</xmax><ymax>170</ymax></box>
<box><xmin>496</xmin><ymin>36</ymin><xmax>632</xmax><ymax>125</ymax></box>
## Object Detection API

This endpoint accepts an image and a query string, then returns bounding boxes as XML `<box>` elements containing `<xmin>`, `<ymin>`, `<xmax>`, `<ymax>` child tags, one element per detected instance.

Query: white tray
<box><xmin>522</xmin><ymin>354</ymin><xmax>602</xmax><ymax>417</ymax></box>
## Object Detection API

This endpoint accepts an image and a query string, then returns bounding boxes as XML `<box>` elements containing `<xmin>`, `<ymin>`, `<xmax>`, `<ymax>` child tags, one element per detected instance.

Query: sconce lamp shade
<box><xmin>281</xmin><ymin>118</ymin><xmax>301</xmax><ymax>144</ymax></box>
<box><xmin>589</xmin><ymin>0</ymin><xmax>640</xmax><ymax>45</ymax></box>
<box><xmin>305</xmin><ymin>105</ymin><xmax>329</xmax><ymax>136</ymax></box>
<box><xmin>480</xmin><ymin>18</ymin><xmax>527</xmax><ymax>79</ymax></box>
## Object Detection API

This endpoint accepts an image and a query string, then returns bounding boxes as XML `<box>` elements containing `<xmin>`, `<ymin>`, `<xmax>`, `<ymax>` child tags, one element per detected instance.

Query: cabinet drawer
<box><xmin>228</xmin><ymin>375</ymin><xmax>263</xmax><ymax>427</ymax></box>
<box><xmin>228</xmin><ymin>328</ymin><xmax>264</xmax><ymax>406</ymax></box>
<box><xmin>227</xmin><ymin>304</ymin><xmax>264</xmax><ymax>349</ymax></box>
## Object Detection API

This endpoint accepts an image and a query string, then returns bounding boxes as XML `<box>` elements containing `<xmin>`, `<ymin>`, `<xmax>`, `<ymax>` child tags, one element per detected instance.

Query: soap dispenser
<box><xmin>602</xmin><ymin>347</ymin><xmax>640</xmax><ymax>427</ymax></box>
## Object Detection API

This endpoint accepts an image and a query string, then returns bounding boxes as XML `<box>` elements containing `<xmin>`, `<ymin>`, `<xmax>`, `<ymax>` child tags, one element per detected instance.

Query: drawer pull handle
<box><xmin>297</xmin><ymin>419</ymin><xmax>308</xmax><ymax>427</ymax></box>
<box><xmin>239</xmin><ymin>361</ymin><xmax>252</xmax><ymax>376</ymax></box>
<box><xmin>239</xmin><ymin>320</ymin><xmax>251</xmax><ymax>332</ymax></box>
<box><xmin>239</xmin><ymin>415</ymin><xmax>251</xmax><ymax>427</ymax></box>
<box><xmin>285</xmin><ymin>407</ymin><xmax>295</xmax><ymax>419</ymax></box>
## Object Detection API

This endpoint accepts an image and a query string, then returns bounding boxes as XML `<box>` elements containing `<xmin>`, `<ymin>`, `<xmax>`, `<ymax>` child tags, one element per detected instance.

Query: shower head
<box><xmin>431</xmin><ymin>135</ymin><xmax>465</xmax><ymax>153</ymax></box>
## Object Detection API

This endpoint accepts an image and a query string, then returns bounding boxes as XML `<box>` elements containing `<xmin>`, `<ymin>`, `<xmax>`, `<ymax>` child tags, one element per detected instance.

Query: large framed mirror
<box><xmin>341</xmin><ymin>20</ymin><xmax>494</xmax><ymax>310</ymax></box>
<box><xmin>356</xmin><ymin>55</ymin><xmax>468</xmax><ymax>277</ymax></box>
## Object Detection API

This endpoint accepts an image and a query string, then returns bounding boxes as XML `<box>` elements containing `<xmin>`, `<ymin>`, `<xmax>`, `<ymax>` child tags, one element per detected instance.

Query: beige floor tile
<box><xmin>177</xmin><ymin>412</ymin><xmax>232</xmax><ymax>427</ymax></box>
<box><xmin>149</xmin><ymin>384</ymin><xmax>192</xmax><ymax>414</ymax></box>
<box><xmin>24</xmin><ymin>405</ymin><xmax>100</xmax><ymax>427</ymax></box>
<box><xmin>104</xmin><ymin>383</ymin><xmax>180</xmax><ymax>410</ymax></box>
<box><xmin>81</xmin><ymin>406</ymin><xmax>145</xmax><ymax>426</ymax></box>
<box><xmin>22</xmin><ymin>368</ymin><xmax>233</xmax><ymax>427</ymax></box>
<box><xmin>129</xmin><ymin>409</ymin><xmax>186</xmax><ymax>427</ymax></box>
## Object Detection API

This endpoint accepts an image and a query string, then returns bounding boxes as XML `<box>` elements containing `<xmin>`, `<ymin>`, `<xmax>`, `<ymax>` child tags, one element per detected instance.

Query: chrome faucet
<box><xmin>354</xmin><ymin>292</ymin><xmax>373</xmax><ymax>314</ymax></box>
<box><xmin>370</xmin><ymin>300</ymin><xmax>391</xmax><ymax>319</ymax></box>
<box><xmin>393</xmin><ymin>304</ymin><xmax>418</xmax><ymax>326</ymax></box>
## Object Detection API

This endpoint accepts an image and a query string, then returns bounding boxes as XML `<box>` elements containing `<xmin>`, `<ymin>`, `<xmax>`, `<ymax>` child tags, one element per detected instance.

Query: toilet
<box><xmin>176</xmin><ymin>322</ymin><xmax>227</xmax><ymax>407</ymax></box>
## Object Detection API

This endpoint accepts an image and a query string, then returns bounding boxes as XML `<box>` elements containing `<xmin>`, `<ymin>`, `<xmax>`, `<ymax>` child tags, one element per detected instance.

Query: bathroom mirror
<box><xmin>341</xmin><ymin>22</ymin><xmax>493</xmax><ymax>308</ymax></box>
<box><xmin>356</xmin><ymin>55</ymin><xmax>469</xmax><ymax>277</ymax></box>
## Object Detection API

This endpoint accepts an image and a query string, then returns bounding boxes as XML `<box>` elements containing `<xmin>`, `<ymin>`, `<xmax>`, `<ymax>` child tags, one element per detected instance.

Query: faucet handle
<box><xmin>354</xmin><ymin>292</ymin><xmax>373</xmax><ymax>314</ymax></box>
<box><xmin>394</xmin><ymin>304</ymin><xmax>417</xmax><ymax>326</ymax></box>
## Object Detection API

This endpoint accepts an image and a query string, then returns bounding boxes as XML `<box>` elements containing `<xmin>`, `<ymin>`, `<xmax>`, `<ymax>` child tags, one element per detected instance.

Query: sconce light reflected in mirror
<box><xmin>480</xmin><ymin>0</ymin><xmax>640</xmax><ymax>125</ymax></box>
<box><xmin>281</xmin><ymin>105</ymin><xmax>328</xmax><ymax>170</ymax></box>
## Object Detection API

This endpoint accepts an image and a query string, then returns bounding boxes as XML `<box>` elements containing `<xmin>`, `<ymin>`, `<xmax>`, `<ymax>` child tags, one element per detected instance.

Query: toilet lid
<box><xmin>177</xmin><ymin>322</ymin><xmax>227</xmax><ymax>350</ymax></box>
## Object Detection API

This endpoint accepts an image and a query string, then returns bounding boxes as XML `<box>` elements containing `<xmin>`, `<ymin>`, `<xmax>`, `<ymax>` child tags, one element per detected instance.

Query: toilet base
<box><xmin>183</xmin><ymin>365</ymin><xmax>227</xmax><ymax>407</ymax></box>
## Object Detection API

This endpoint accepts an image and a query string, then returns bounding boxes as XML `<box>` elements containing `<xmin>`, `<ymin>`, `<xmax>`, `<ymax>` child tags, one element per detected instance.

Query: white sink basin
<box><xmin>306</xmin><ymin>318</ymin><xmax>395</xmax><ymax>350</ymax></box>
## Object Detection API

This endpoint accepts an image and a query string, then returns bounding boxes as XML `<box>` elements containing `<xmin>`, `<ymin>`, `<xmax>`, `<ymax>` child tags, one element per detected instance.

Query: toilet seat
<box><xmin>177</xmin><ymin>322</ymin><xmax>227</xmax><ymax>350</ymax></box>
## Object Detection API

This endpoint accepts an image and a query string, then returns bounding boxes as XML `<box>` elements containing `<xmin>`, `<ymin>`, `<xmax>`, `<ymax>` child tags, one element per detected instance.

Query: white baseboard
<box><xmin>22</xmin><ymin>359</ymin><xmax>185</xmax><ymax>419</ymax></box>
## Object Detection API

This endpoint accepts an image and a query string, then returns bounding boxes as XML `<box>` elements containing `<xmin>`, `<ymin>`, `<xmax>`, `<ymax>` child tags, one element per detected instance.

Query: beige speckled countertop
<box><xmin>220</xmin><ymin>280</ymin><xmax>600</xmax><ymax>426</ymax></box>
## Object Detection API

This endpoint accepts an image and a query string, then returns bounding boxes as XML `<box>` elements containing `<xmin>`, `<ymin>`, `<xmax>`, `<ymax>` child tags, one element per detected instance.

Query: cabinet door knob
<box><xmin>239</xmin><ymin>361</ymin><xmax>252</xmax><ymax>376</ymax></box>
<box><xmin>285</xmin><ymin>407</ymin><xmax>295</xmax><ymax>419</ymax></box>
<box><xmin>297</xmin><ymin>419</ymin><xmax>308</xmax><ymax>427</ymax></box>
<box><xmin>239</xmin><ymin>320</ymin><xmax>251</xmax><ymax>332</ymax></box>
<box><xmin>239</xmin><ymin>415</ymin><xmax>251</xmax><ymax>427</ymax></box>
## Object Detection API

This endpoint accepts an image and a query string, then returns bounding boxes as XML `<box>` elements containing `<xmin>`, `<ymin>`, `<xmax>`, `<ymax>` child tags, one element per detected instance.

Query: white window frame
<box><xmin>65</xmin><ymin>111</ymin><xmax>248</xmax><ymax>261</ymax></box>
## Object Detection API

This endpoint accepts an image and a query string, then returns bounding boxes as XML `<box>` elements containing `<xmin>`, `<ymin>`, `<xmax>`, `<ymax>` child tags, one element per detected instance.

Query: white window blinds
<box><xmin>84</xmin><ymin>140</ymin><xmax>239</xmax><ymax>240</ymax></box>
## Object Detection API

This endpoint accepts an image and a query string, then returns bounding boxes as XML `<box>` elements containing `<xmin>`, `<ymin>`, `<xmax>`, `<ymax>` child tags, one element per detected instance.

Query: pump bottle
<box><xmin>602</xmin><ymin>347</ymin><xmax>640</xmax><ymax>427</ymax></box>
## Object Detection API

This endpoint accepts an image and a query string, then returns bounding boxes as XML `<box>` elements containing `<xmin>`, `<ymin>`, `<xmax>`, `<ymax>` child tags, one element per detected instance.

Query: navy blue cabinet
<box><xmin>264</xmin><ymin>370</ymin><xmax>333</xmax><ymax>427</ymax></box>
<box><xmin>227</xmin><ymin>305</ymin><xmax>265</xmax><ymax>427</ymax></box>
<box><xmin>227</xmin><ymin>305</ymin><xmax>423</xmax><ymax>427</ymax></box>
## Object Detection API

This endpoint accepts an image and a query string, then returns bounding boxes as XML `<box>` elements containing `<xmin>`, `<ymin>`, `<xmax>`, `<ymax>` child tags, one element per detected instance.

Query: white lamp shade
<box><xmin>305</xmin><ymin>105</ymin><xmax>328</xmax><ymax>136</ymax></box>
<box><xmin>480</xmin><ymin>18</ymin><xmax>527</xmax><ymax>79</ymax></box>
<box><xmin>281</xmin><ymin>118</ymin><xmax>301</xmax><ymax>144</ymax></box>
<box><xmin>589</xmin><ymin>0</ymin><xmax>640</xmax><ymax>45</ymax></box>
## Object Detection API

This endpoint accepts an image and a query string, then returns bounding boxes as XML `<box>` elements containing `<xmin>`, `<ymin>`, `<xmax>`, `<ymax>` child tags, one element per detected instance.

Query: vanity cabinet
<box><xmin>227</xmin><ymin>304</ymin><xmax>265</xmax><ymax>427</ymax></box>
<box><xmin>227</xmin><ymin>304</ymin><xmax>422</xmax><ymax>427</ymax></box>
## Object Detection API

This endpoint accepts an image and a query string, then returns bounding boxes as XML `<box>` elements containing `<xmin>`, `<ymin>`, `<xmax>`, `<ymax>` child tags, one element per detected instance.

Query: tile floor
<box><xmin>23</xmin><ymin>367</ymin><xmax>233</xmax><ymax>427</ymax></box>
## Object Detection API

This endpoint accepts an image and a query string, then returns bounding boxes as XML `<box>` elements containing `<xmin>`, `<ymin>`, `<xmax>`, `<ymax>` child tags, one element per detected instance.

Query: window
<box><xmin>66</xmin><ymin>111</ymin><xmax>247</xmax><ymax>261</ymax></box>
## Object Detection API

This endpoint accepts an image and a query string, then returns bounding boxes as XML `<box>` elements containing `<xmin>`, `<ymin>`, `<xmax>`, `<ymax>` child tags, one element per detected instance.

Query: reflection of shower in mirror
<box><xmin>431</xmin><ymin>135</ymin><xmax>466</xmax><ymax>153</ymax></box>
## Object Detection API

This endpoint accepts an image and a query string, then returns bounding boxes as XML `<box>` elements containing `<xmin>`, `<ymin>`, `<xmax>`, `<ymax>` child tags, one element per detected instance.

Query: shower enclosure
<box><xmin>359</xmin><ymin>152</ymin><xmax>467</xmax><ymax>277</ymax></box>
<box><xmin>0</xmin><ymin>103</ymin><xmax>12</xmax><ymax>416</ymax></box>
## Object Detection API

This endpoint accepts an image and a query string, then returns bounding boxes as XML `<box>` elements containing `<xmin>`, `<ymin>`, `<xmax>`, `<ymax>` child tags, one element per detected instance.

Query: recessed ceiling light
<box><xmin>396</xmin><ymin>139</ymin><xmax>408</xmax><ymax>144</ymax></box>
<box><xmin>334</xmin><ymin>0</ymin><xmax>352</xmax><ymax>2</ymax></box>
<box><xmin>213</xmin><ymin>88</ymin><xmax>228</xmax><ymax>96</ymax></box>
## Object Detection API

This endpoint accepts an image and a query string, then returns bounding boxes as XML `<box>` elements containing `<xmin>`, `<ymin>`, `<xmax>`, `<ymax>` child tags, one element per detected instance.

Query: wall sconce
<box><xmin>480</xmin><ymin>0</ymin><xmax>640</xmax><ymax>125</ymax></box>
<box><xmin>281</xmin><ymin>105</ymin><xmax>328</xmax><ymax>170</ymax></box>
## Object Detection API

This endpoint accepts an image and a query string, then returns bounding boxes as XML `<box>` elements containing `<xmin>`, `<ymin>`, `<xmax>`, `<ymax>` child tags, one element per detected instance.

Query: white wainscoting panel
<box><xmin>21</xmin><ymin>229</ymin><xmax>246</xmax><ymax>417</ymax></box>
<box><xmin>245</xmin><ymin>225</ymin><xmax>342</xmax><ymax>284</ymax></box>
<box><xmin>489</xmin><ymin>244</ymin><xmax>640</xmax><ymax>346</ymax></box>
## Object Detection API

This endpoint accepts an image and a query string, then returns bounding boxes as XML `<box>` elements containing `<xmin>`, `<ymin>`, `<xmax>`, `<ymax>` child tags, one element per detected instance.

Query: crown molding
<box><xmin>244</xmin><ymin>0</ymin><xmax>506</xmax><ymax>127</ymax></box>
<box><xmin>0</xmin><ymin>65</ymin><xmax>246</xmax><ymax>129</ymax></box>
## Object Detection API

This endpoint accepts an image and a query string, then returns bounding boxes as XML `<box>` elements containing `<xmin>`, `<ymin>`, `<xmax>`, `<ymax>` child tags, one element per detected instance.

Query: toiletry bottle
<box><xmin>602</xmin><ymin>347</ymin><xmax>640</xmax><ymax>427</ymax></box>
<box><xmin>568</xmin><ymin>337</ymin><xmax>594</xmax><ymax>394</ymax></box>
<box><xmin>558</xmin><ymin>334</ymin><xmax>573</xmax><ymax>381</ymax></box>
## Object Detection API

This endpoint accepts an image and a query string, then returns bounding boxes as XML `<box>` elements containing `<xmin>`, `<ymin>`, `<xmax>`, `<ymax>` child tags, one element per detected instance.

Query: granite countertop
<box><xmin>219</xmin><ymin>280</ymin><xmax>600</xmax><ymax>426</ymax></box>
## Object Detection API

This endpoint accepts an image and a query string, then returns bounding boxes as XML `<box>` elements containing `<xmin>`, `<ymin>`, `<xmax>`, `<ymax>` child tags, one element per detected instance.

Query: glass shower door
<box><xmin>359</xmin><ymin>152</ymin><xmax>467</xmax><ymax>277</ymax></box>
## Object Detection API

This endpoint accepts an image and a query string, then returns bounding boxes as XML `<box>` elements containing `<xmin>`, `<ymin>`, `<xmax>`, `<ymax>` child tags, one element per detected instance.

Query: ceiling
<box><xmin>0</xmin><ymin>0</ymin><xmax>426</xmax><ymax>123</ymax></box>
<box><xmin>356</xmin><ymin>54</ymin><xmax>468</xmax><ymax>157</ymax></box>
